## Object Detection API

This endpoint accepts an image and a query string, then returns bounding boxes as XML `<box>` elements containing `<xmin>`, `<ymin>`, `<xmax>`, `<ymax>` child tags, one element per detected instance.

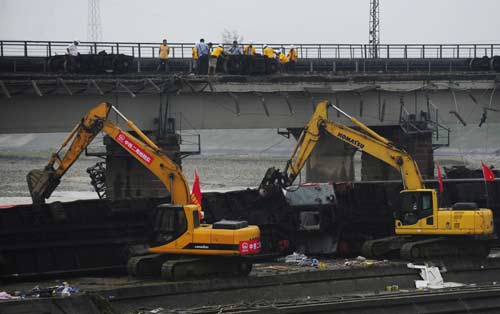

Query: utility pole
<box><xmin>369</xmin><ymin>0</ymin><xmax>380</xmax><ymax>58</ymax></box>
<box><xmin>87</xmin><ymin>0</ymin><xmax>103</xmax><ymax>43</ymax></box>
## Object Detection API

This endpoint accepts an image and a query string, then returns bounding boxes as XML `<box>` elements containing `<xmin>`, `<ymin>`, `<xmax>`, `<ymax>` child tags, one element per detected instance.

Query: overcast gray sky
<box><xmin>1</xmin><ymin>0</ymin><xmax>499</xmax><ymax>44</ymax></box>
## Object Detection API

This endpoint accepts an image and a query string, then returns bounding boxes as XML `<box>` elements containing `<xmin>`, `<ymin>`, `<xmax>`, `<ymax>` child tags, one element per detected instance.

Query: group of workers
<box><xmin>66</xmin><ymin>38</ymin><xmax>299</xmax><ymax>74</ymax></box>
<box><xmin>157</xmin><ymin>38</ymin><xmax>299</xmax><ymax>74</ymax></box>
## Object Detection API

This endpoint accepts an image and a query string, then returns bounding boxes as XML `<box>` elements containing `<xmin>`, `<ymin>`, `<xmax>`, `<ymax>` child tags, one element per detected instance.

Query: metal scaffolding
<box><xmin>87</xmin><ymin>0</ymin><xmax>103</xmax><ymax>42</ymax></box>
<box><xmin>369</xmin><ymin>0</ymin><xmax>380</xmax><ymax>58</ymax></box>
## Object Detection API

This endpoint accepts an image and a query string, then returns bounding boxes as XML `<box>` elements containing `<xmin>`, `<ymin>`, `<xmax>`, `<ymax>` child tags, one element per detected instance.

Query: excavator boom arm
<box><xmin>27</xmin><ymin>102</ymin><xmax>190</xmax><ymax>205</ymax></box>
<box><xmin>263</xmin><ymin>101</ymin><xmax>424</xmax><ymax>191</ymax></box>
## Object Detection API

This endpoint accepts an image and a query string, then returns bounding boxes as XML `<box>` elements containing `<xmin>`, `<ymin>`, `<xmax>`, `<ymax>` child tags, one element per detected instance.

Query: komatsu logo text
<box><xmin>337</xmin><ymin>132</ymin><xmax>365</xmax><ymax>149</ymax></box>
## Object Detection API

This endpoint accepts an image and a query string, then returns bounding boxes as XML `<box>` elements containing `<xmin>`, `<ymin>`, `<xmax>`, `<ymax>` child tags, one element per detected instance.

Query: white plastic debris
<box><xmin>407</xmin><ymin>263</ymin><xmax>464</xmax><ymax>289</ymax></box>
<box><xmin>285</xmin><ymin>252</ymin><xmax>316</xmax><ymax>266</ymax></box>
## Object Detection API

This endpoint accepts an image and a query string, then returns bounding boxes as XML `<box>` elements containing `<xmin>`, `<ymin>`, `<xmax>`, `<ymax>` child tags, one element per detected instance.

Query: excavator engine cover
<box><xmin>213</xmin><ymin>220</ymin><xmax>249</xmax><ymax>230</ymax></box>
<box><xmin>27</xmin><ymin>169</ymin><xmax>60</xmax><ymax>204</ymax></box>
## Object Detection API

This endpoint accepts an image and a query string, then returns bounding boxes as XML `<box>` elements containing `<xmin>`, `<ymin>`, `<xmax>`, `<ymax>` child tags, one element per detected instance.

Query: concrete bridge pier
<box><xmin>361</xmin><ymin>126</ymin><xmax>434</xmax><ymax>181</ymax></box>
<box><xmin>104</xmin><ymin>132</ymin><xmax>180</xmax><ymax>200</ymax></box>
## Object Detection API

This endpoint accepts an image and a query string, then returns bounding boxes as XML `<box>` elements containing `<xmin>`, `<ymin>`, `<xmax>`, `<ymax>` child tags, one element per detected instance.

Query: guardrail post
<box><xmin>152</xmin><ymin>47</ymin><xmax>155</xmax><ymax>58</ymax></box>
<box><xmin>318</xmin><ymin>44</ymin><xmax>322</xmax><ymax>59</ymax></box>
<box><xmin>116</xmin><ymin>43</ymin><xmax>119</xmax><ymax>54</ymax></box>
<box><xmin>1</xmin><ymin>41</ymin><xmax>3</xmax><ymax>57</ymax></box>
<box><xmin>474</xmin><ymin>44</ymin><xmax>477</xmax><ymax>58</ymax></box>
<box><xmin>404</xmin><ymin>45</ymin><xmax>407</xmax><ymax>59</ymax></box>
<box><xmin>94</xmin><ymin>42</ymin><xmax>97</xmax><ymax>54</ymax></box>
<box><xmin>172</xmin><ymin>47</ymin><xmax>175</xmax><ymax>58</ymax></box>
<box><xmin>456</xmin><ymin>44</ymin><xmax>460</xmax><ymax>58</ymax></box>
<box><xmin>48</xmin><ymin>42</ymin><xmax>52</xmax><ymax>57</ymax></box>
<box><xmin>363</xmin><ymin>44</ymin><xmax>367</xmax><ymax>59</ymax></box>
<box><xmin>386</xmin><ymin>44</ymin><xmax>389</xmax><ymax>58</ymax></box>
<box><xmin>137</xmin><ymin>43</ymin><xmax>141</xmax><ymax>72</ymax></box>
<box><xmin>181</xmin><ymin>43</ymin><xmax>184</xmax><ymax>58</ymax></box>
<box><xmin>422</xmin><ymin>44</ymin><xmax>425</xmax><ymax>59</ymax></box>
<box><xmin>24</xmin><ymin>41</ymin><xmax>28</xmax><ymax>57</ymax></box>
<box><xmin>491</xmin><ymin>44</ymin><xmax>494</xmax><ymax>57</ymax></box>
<box><xmin>439</xmin><ymin>45</ymin><xmax>442</xmax><ymax>58</ymax></box>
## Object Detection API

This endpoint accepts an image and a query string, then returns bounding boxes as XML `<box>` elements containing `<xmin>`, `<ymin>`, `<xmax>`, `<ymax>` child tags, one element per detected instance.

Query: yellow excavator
<box><xmin>260</xmin><ymin>100</ymin><xmax>494</xmax><ymax>259</ymax></box>
<box><xmin>27</xmin><ymin>102</ymin><xmax>261</xmax><ymax>279</ymax></box>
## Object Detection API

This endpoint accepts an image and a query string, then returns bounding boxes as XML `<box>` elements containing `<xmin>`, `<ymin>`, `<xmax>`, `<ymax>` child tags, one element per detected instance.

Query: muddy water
<box><xmin>0</xmin><ymin>154</ymin><xmax>288</xmax><ymax>205</ymax></box>
<box><xmin>0</xmin><ymin>153</ymin><xmax>498</xmax><ymax>205</ymax></box>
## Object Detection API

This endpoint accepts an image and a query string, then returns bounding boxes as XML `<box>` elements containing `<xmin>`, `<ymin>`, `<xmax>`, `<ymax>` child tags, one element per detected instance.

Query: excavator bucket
<box><xmin>26</xmin><ymin>168</ymin><xmax>60</xmax><ymax>204</ymax></box>
<box><xmin>258</xmin><ymin>167</ymin><xmax>288</xmax><ymax>197</ymax></box>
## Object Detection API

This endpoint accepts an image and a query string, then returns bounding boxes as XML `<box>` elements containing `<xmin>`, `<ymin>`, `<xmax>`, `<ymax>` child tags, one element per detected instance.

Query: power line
<box><xmin>87</xmin><ymin>0</ymin><xmax>103</xmax><ymax>42</ymax></box>
<box><xmin>369</xmin><ymin>0</ymin><xmax>380</xmax><ymax>58</ymax></box>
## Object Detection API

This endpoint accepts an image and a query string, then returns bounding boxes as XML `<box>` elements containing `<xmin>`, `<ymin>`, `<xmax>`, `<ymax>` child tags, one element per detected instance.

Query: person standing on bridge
<box><xmin>66</xmin><ymin>39</ymin><xmax>80</xmax><ymax>71</ymax></box>
<box><xmin>229</xmin><ymin>40</ymin><xmax>242</xmax><ymax>55</ymax></box>
<box><xmin>276</xmin><ymin>49</ymin><xmax>289</xmax><ymax>72</ymax></box>
<box><xmin>287</xmin><ymin>45</ymin><xmax>298</xmax><ymax>71</ymax></box>
<box><xmin>263</xmin><ymin>44</ymin><xmax>275</xmax><ymax>59</ymax></box>
<box><xmin>243</xmin><ymin>41</ymin><xmax>256</xmax><ymax>56</ymax></box>
<box><xmin>156</xmin><ymin>39</ymin><xmax>170</xmax><ymax>72</ymax></box>
<box><xmin>196</xmin><ymin>38</ymin><xmax>209</xmax><ymax>75</ymax></box>
<box><xmin>192</xmin><ymin>45</ymin><xmax>198</xmax><ymax>73</ymax></box>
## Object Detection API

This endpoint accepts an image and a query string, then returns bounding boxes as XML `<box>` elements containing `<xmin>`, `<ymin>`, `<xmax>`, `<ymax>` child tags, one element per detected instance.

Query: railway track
<box><xmin>160</xmin><ymin>285</ymin><xmax>500</xmax><ymax>314</ymax></box>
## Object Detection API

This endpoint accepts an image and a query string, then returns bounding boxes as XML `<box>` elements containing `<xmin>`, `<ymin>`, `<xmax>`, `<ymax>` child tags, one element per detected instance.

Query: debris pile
<box><xmin>0</xmin><ymin>282</ymin><xmax>79</xmax><ymax>301</ymax></box>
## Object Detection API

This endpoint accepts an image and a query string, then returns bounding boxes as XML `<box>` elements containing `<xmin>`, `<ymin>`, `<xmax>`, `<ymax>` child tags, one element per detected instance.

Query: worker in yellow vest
<box><xmin>263</xmin><ymin>44</ymin><xmax>275</xmax><ymax>59</ymax></box>
<box><xmin>211</xmin><ymin>44</ymin><xmax>225</xmax><ymax>58</ymax></box>
<box><xmin>192</xmin><ymin>45</ymin><xmax>198</xmax><ymax>73</ymax></box>
<box><xmin>276</xmin><ymin>49</ymin><xmax>289</xmax><ymax>73</ymax></box>
<box><xmin>243</xmin><ymin>41</ymin><xmax>256</xmax><ymax>56</ymax></box>
<box><xmin>157</xmin><ymin>39</ymin><xmax>170</xmax><ymax>72</ymax></box>
<box><xmin>287</xmin><ymin>45</ymin><xmax>298</xmax><ymax>71</ymax></box>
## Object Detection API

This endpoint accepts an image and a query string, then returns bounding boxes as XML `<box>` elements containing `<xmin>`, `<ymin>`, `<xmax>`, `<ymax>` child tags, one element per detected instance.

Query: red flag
<box><xmin>436</xmin><ymin>162</ymin><xmax>444</xmax><ymax>193</ymax></box>
<box><xmin>481</xmin><ymin>162</ymin><xmax>495</xmax><ymax>182</ymax></box>
<box><xmin>191</xmin><ymin>170</ymin><xmax>203</xmax><ymax>207</ymax></box>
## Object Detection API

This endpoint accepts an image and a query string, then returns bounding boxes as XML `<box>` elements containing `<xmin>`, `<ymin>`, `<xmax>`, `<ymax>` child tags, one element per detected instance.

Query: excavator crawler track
<box><xmin>362</xmin><ymin>236</ymin><xmax>491</xmax><ymax>260</ymax></box>
<box><xmin>361</xmin><ymin>236</ymin><xmax>410</xmax><ymax>259</ymax></box>
<box><xmin>400</xmin><ymin>238</ymin><xmax>490</xmax><ymax>260</ymax></box>
<box><xmin>129</xmin><ymin>255</ymin><xmax>253</xmax><ymax>281</ymax></box>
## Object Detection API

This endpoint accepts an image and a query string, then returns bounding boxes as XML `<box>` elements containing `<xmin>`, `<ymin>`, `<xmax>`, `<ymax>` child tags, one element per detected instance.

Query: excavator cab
<box><xmin>396</xmin><ymin>189</ymin><xmax>494</xmax><ymax>236</ymax></box>
<box><xmin>395</xmin><ymin>189</ymin><xmax>437</xmax><ymax>228</ymax></box>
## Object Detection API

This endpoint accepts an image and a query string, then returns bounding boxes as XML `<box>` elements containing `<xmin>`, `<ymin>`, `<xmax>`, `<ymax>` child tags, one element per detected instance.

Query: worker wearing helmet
<box><xmin>209</xmin><ymin>44</ymin><xmax>225</xmax><ymax>75</ymax></box>
<box><xmin>211</xmin><ymin>44</ymin><xmax>225</xmax><ymax>58</ymax></box>
<box><xmin>243</xmin><ymin>41</ymin><xmax>256</xmax><ymax>56</ymax></box>
<box><xmin>263</xmin><ymin>44</ymin><xmax>275</xmax><ymax>59</ymax></box>
<box><xmin>287</xmin><ymin>45</ymin><xmax>298</xmax><ymax>71</ymax></box>
<box><xmin>276</xmin><ymin>49</ymin><xmax>289</xmax><ymax>72</ymax></box>
<box><xmin>65</xmin><ymin>39</ymin><xmax>81</xmax><ymax>72</ymax></box>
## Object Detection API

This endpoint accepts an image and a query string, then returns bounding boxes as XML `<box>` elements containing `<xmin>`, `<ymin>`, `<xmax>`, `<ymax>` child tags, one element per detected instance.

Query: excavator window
<box><xmin>399</xmin><ymin>191</ymin><xmax>434</xmax><ymax>225</ymax></box>
<box><xmin>153</xmin><ymin>205</ymin><xmax>187</xmax><ymax>245</ymax></box>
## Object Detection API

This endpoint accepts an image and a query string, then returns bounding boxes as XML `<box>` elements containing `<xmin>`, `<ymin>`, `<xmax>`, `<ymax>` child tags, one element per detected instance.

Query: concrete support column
<box><xmin>104</xmin><ymin>133</ymin><xmax>181</xmax><ymax>200</ymax></box>
<box><xmin>288</xmin><ymin>128</ymin><xmax>356</xmax><ymax>182</ymax></box>
<box><xmin>305</xmin><ymin>137</ymin><xmax>356</xmax><ymax>182</ymax></box>
<box><xmin>361</xmin><ymin>126</ymin><xmax>434</xmax><ymax>181</ymax></box>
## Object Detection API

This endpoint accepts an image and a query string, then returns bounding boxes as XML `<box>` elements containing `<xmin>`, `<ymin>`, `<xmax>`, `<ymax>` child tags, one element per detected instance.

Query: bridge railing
<box><xmin>1</xmin><ymin>40</ymin><xmax>500</xmax><ymax>59</ymax></box>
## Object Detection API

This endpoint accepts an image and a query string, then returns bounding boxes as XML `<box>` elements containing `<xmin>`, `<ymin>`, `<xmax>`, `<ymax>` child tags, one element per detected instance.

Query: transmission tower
<box><xmin>369</xmin><ymin>0</ymin><xmax>380</xmax><ymax>58</ymax></box>
<box><xmin>87</xmin><ymin>0</ymin><xmax>103</xmax><ymax>42</ymax></box>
